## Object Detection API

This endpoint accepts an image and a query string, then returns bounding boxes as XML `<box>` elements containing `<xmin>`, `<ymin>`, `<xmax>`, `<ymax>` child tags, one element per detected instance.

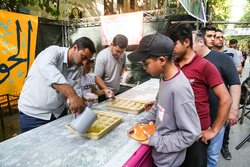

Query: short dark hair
<box><xmin>87</xmin><ymin>59</ymin><xmax>95</xmax><ymax>64</ymax></box>
<box><xmin>165</xmin><ymin>23</ymin><xmax>193</xmax><ymax>48</ymax></box>
<box><xmin>215</xmin><ymin>29</ymin><xmax>223</xmax><ymax>33</ymax></box>
<box><xmin>146</xmin><ymin>55</ymin><xmax>173</xmax><ymax>61</ymax></box>
<box><xmin>113</xmin><ymin>34</ymin><xmax>128</xmax><ymax>49</ymax></box>
<box><xmin>229</xmin><ymin>39</ymin><xmax>238</xmax><ymax>45</ymax></box>
<box><xmin>200</xmin><ymin>25</ymin><xmax>216</xmax><ymax>37</ymax></box>
<box><xmin>70</xmin><ymin>37</ymin><xmax>96</xmax><ymax>54</ymax></box>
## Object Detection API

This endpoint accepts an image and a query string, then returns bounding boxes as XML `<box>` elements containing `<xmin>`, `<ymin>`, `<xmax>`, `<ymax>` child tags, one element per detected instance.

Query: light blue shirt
<box><xmin>18</xmin><ymin>46</ymin><xmax>82</xmax><ymax>120</ymax></box>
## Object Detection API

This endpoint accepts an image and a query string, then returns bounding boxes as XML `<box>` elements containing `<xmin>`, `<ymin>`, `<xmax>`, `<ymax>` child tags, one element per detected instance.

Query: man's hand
<box><xmin>103</xmin><ymin>89</ymin><xmax>115</xmax><ymax>98</ymax></box>
<box><xmin>227</xmin><ymin>111</ymin><xmax>238</xmax><ymax>126</ymax></box>
<box><xmin>201</xmin><ymin>127</ymin><xmax>217</xmax><ymax>144</ymax></box>
<box><xmin>120</xmin><ymin>71</ymin><xmax>130</xmax><ymax>84</ymax></box>
<box><xmin>68</xmin><ymin>94</ymin><xmax>86</xmax><ymax>114</ymax></box>
<box><xmin>144</xmin><ymin>101</ymin><xmax>155</xmax><ymax>111</ymax></box>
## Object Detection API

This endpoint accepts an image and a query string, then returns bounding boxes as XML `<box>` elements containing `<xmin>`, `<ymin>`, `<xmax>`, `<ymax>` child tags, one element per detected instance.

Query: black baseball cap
<box><xmin>128</xmin><ymin>33</ymin><xmax>174</xmax><ymax>62</ymax></box>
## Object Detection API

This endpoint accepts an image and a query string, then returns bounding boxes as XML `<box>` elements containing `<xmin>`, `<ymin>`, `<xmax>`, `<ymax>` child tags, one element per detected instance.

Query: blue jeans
<box><xmin>19</xmin><ymin>108</ymin><xmax>67</xmax><ymax>133</ymax></box>
<box><xmin>207</xmin><ymin>126</ymin><xmax>225</xmax><ymax>167</ymax></box>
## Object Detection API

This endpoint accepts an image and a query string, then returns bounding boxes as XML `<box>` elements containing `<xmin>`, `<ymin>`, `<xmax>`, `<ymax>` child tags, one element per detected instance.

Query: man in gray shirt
<box><xmin>94</xmin><ymin>34</ymin><xmax>128</xmax><ymax>101</ymax></box>
<box><xmin>213</xmin><ymin>29</ymin><xmax>242</xmax><ymax>74</ymax></box>
<box><xmin>18</xmin><ymin>37</ymin><xmax>96</xmax><ymax>132</ymax></box>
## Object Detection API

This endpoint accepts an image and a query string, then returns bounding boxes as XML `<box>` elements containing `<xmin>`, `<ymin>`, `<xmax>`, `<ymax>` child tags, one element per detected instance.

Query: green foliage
<box><xmin>238</xmin><ymin>0</ymin><xmax>250</xmax><ymax>25</ymax></box>
<box><xmin>228</xmin><ymin>0</ymin><xmax>250</xmax><ymax>52</ymax></box>
<box><xmin>0</xmin><ymin>0</ymin><xmax>59</xmax><ymax>16</ymax></box>
<box><xmin>208</xmin><ymin>0</ymin><xmax>231</xmax><ymax>30</ymax></box>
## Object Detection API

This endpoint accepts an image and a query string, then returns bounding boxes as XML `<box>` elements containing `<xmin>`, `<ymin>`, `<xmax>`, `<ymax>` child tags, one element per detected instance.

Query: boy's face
<box><xmin>204</xmin><ymin>30</ymin><xmax>215</xmax><ymax>49</ymax></box>
<box><xmin>143</xmin><ymin>57</ymin><xmax>163</xmax><ymax>76</ymax></box>
<box><xmin>83</xmin><ymin>61</ymin><xmax>94</xmax><ymax>74</ymax></box>
<box><xmin>173</xmin><ymin>40</ymin><xmax>187</xmax><ymax>59</ymax></box>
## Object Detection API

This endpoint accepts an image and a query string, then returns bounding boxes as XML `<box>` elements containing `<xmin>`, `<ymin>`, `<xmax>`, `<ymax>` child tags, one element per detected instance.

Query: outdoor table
<box><xmin>0</xmin><ymin>79</ymin><xmax>159</xmax><ymax>167</ymax></box>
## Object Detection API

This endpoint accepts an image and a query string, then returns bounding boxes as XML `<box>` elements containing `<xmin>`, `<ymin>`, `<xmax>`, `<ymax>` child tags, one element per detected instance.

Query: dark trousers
<box><xmin>19</xmin><ymin>108</ymin><xmax>67</xmax><ymax>133</ymax></box>
<box><xmin>222</xmin><ymin>125</ymin><xmax>230</xmax><ymax>146</ymax></box>
<box><xmin>180</xmin><ymin>139</ymin><xmax>209</xmax><ymax>167</ymax></box>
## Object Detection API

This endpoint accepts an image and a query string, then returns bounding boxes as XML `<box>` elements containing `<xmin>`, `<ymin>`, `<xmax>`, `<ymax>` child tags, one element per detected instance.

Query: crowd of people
<box><xmin>17</xmin><ymin>22</ymin><xmax>248</xmax><ymax>167</ymax></box>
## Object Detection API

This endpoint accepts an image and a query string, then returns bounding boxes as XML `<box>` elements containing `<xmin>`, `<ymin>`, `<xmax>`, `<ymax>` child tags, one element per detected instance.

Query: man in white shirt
<box><xmin>18</xmin><ymin>37</ymin><xmax>96</xmax><ymax>132</ymax></box>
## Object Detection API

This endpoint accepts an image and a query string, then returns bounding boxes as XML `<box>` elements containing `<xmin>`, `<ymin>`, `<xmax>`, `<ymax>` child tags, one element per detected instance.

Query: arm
<box><xmin>120</xmin><ymin>66</ymin><xmax>130</xmax><ymax>84</ymax></box>
<box><xmin>121</xmin><ymin>53</ymin><xmax>127</xmax><ymax>76</ymax></box>
<box><xmin>94</xmin><ymin>76</ymin><xmax>114</xmax><ymax>97</ymax></box>
<box><xmin>37</xmin><ymin>47</ymin><xmax>85</xmax><ymax>113</ymax></box>
<box><xmin>93</xmin><ymin>53</ymin><xmax>110</xmax><ymax>91</ymax></box>
<box><xmin>52</xmin><ymin>84</ymin><xmax>85</xmax><ymax>114</ymax></box>
<box><xmin>138</xmin><ymin>103</ymin><xmax>157</xmax><ymax>124</ymax></box>
<box><xmin>92</xmin><ymin>85</ymin><xmax>105</xmax><ymax>96</ymax></box>
<box><xmin>202</xmin><ymin>84</ymin><xmax>232</xmax><ymax>143</ymax></box>
<box><xmin>236</xmin><ymin>65</ymin><xmax>243</xmax><ymax>74</ymax></box>
<box><xmin>233</xmin><ymin>50</ymin><xmax>243</xmax><ymax>74</ymax></box>
<box><xmin>95</xmin><ymin>75</ymin><xmax>108</xmax><ymax>90</ymax></box>
<box><xmin>137</xmin><ymin>93</ymin><xmax>159</xmax><ymax>124</ymax></box>
<box><xmin>144</xmin><ymin>102</ymin><xmax>201</xmax><ymax>153</ymax></box>
<box><xmin>144</xmin><ymin>101</ymin><xmax>155</xmax><ymax>111</ymax></box>
<box><xmin>227</xmin><ymin>85</ymin><xmax>241</xmax><ymax>125</ymax></box>
<box><xmin>121</xmin><ymin>66</ymin><xmax>127</xmax><ymax>76</ymax></box>
<box><xmin>220</xmin><ymin>53</ymin><xmax>241</xmax><ymax>125</ymax></box>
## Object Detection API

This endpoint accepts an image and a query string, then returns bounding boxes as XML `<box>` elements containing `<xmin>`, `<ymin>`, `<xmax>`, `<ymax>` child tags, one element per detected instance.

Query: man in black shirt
<box><xmin>193</xmin><ymin>27</ymin><xmax>241</xmax><ymax>166</ymax></box>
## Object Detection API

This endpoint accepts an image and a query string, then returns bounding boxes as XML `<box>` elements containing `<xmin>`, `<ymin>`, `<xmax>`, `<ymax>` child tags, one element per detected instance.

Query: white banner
<box><xmin>100</xmin><ymin>12</ymin><xmax>143</xmax><ymax>45</ymax></box>
<box><xmin>224</xmin><ymin>28</ymin><xmax>250</xmax><ymax>36</ymax></box>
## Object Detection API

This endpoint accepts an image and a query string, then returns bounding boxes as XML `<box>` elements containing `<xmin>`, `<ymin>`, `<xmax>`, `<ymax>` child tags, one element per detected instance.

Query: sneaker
<box><xmin>221</xmin><ymin>145</ymin><xmax>232</xmax><ymax>160</ymax></box>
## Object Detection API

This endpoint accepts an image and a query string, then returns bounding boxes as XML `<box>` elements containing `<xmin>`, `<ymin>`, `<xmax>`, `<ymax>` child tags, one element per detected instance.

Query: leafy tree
<box><xmin>0</xmin><ymin>0</ymin><xmax>59</xmax><ymax>16</ymax></box>
<box><xmin>207</xmin><ymin>0</ymin><xmax>231</xmax><ymax>30</ymax></box>
<box><xmin>227</xmin><ymin>0</ymin><xmax>250</xmax><ymax>52</ymax></box>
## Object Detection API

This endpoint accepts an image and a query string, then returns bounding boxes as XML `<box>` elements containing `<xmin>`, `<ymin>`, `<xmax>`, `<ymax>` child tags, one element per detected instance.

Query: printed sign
<box><xmin>224</xmin><ymin>28</ymin><xmax>250</xmax><ymax>36</ymax></box>
<box><xmin>0</xmin><ymin>10</ymin><xmax>38</xmax><ymax>95</ymax></box>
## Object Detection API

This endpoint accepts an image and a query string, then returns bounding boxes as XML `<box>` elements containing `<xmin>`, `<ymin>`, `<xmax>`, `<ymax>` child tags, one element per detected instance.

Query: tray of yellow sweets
<box><xmin>106</xmin><ymin>99</ymin><xmax>146</xmax><ymax>114</ymax></box>
<box><xmin>66</xmin><ymin>110</ymin><xmax>123</xmax><ymax>139</ymax></box>
<box><xmin>85</xmin><ymin>110</ymin><xmax>123</xmax><ymax>139</ymax></box>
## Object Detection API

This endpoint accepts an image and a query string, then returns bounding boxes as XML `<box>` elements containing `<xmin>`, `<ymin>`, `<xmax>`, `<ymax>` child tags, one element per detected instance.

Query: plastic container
<box><xmin>84</xmin><ymin>110</ymin><xmax>123</xmax><ymax>139</ymax></box>
<box><xmin>66</xmin><ymin>110</ymin><xmax>123</xmax><ymax>140</ymax></box>
<box><xmin>69</xmin><ymin>107</ymin><xmax>97</xmax><ymax>134</ymax></box>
